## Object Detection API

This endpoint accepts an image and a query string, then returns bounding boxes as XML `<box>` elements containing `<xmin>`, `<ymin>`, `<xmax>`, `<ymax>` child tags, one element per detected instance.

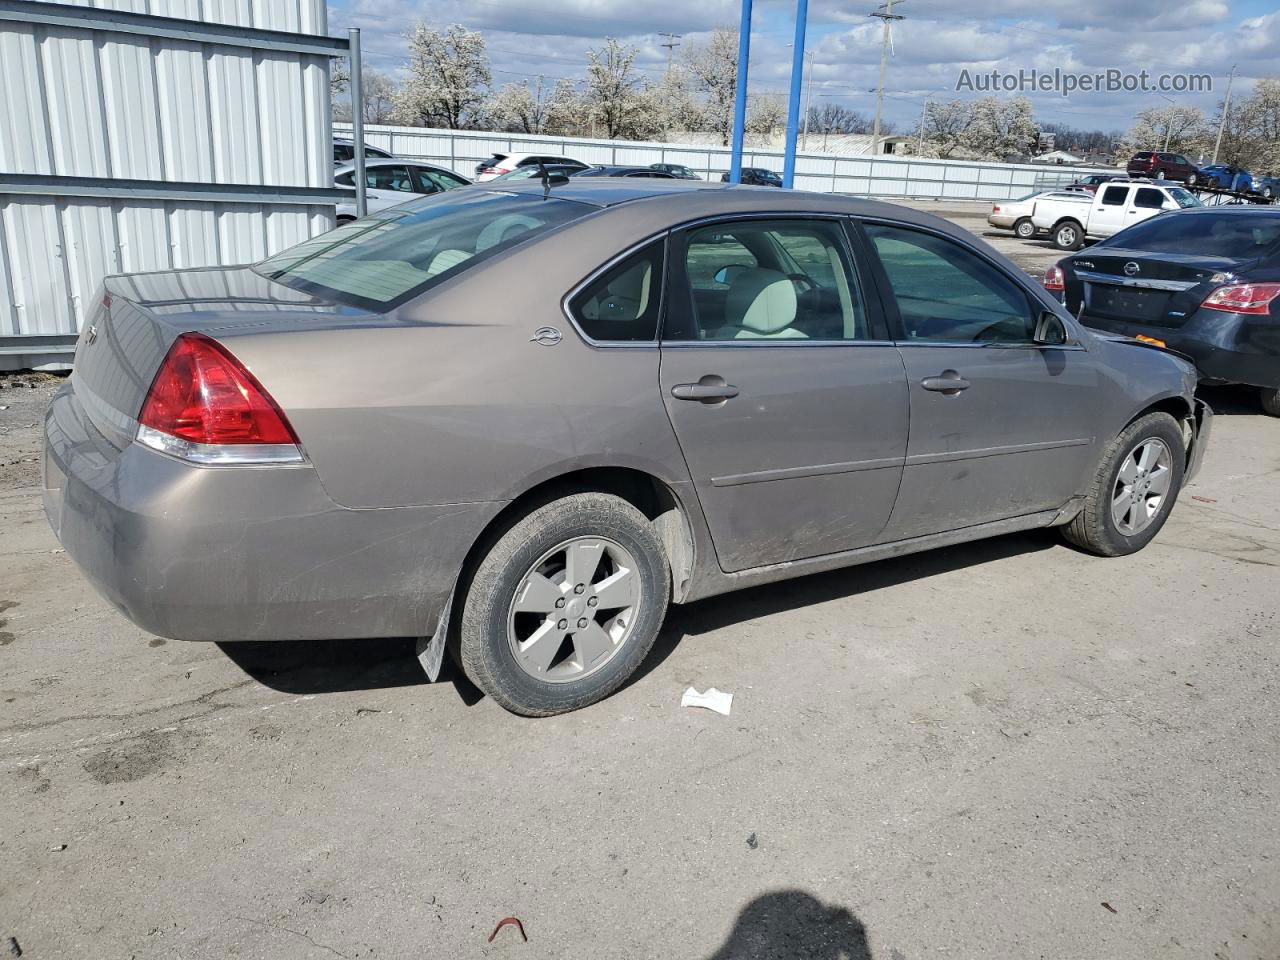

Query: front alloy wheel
<box><xmin>1110</xmin><ymin>438</ymin><xmax>1173</xmax><ymax>536</ymax></box>
<box><xmin>1062</xmin><ymin>411</ymin><xmax>1185</xmax><ymax>556</ymax></box>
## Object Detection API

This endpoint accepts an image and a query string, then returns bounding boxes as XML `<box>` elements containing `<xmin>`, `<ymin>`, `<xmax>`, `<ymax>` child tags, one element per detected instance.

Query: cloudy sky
<box><xmin>329</xmin><ymin>0</ymin><xmax>1280</xmax><ymax>134</ymax></box>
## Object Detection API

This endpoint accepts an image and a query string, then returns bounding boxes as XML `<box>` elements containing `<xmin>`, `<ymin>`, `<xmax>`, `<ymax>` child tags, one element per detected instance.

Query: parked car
<box><xmin>1191</xmin><ymin>163</ymin><xmax>1253</xmax><ymax>192</ymax></box>
<box><xmin>45</xmin><ymin>181</ymin><xmax>1210</xmax><ymax>716</ymax></box>
<box><xmin>651</xmin><ymin>162</ymin><xmax>701</xmax><ymax>180</ymax></box>
<box><xmin>576</xmin><ymin>166</ymin><xmax>678</xmax><ymax>179</ymax></box>
<box><xmin>1032</xmin><ymin>180</ymin><xmax>1201</xmax><ymax>250</ymax></box>
<box><xmin>1125</xmin><ymin>151</ymin><xmax>1199</xmax><ymax>184</ymax></box>
<box><xmin>332</xmin><ymin>138</ymin><xmax>395</xmax><ymax>166</ymax></box>
<box><xmin>1065</xmin><ymin>174</ymin><xmax>1126</xmax><ymax>194</ymax></box>
<box><xmin>720</xmin><ymin>167</ymin><xmax>783</xmax><ymax>187</ymax></box>
<box><xmin>1045</xmin><ymin>206</ymin><xmax>1280</xmax><ymax>415</ymax></box>
<box><xmin>333</xmin><ymin>159</ymin><xmax>470</xmax><ymax>220</ymax></box>
<box><xmin>474</xmin><ymin>152</ymin><xmax>590</xmax><ymax>181</ymax></box>
<box><xmin>1253</xmin><ymin>174</ymin><xmax>1280</xmax><ymax>201</ymax></box>
<box><xmin>988</xmin><ymin>190</ymin><xmax>1090</xmax><ymax>239</ymax></box>
<box><xmin>488</xmin><ymin>164</ymin><xmax>587</xmax><ymax>184</ymax></box>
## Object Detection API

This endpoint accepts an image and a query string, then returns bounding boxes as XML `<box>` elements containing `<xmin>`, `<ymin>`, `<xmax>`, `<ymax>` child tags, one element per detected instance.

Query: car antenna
<box><xmin>537</xmin><ymin>160</ymin><xmax>552</xmax><ymax>199</ymax></box>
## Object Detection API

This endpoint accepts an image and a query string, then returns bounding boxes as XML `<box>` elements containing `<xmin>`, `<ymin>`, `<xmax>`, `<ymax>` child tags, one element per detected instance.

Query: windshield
<box><xmin>254</xmin><ymin>191</ymin><xmax>591</xmax><ymax>311</ymax></box>
<box><xmin>1166</xmin><ymin>188</ymin><xmax>1201</xmax><ymax>208</ymax></box>
<box><xmin>1105</xmin><ymin>211</ymin><xmax>1280</xmax><ymax>259</ymax></box>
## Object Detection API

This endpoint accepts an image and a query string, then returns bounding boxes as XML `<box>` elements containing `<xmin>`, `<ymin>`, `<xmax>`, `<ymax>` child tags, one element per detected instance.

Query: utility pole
<box><xmin>659</xmin><ymin>33</ymin><xmax>682</xmax><ymax>76</ymax></box>
<box><xmin>869</xmin><ymin>0</ymin><xmax>904</xmax><ymax>158</ymax></box>
<box><xmin>916</xmin><ymin>98</ymin><xmax>929</xmax><ymax>153</ymax></box>
<box><xmin>1212</xmin><ymin>64</ymin><xmax>1236</xmax><ymax>164</ymax></box>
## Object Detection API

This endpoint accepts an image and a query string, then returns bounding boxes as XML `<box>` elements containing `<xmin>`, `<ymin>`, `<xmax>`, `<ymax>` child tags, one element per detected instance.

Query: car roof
<box><xmin>333</xmin><ymin>158</ymin><xmax>457</xmax><ymax>175</ymax></box>
<box><xmin>474</xmin><ymin>179</ymin><xmax>979</xmax><ymax>229</ymax></box>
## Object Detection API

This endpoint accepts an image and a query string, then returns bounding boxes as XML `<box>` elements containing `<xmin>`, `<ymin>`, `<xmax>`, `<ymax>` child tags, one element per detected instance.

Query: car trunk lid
<box><xmin>1072</xmin><ymin>249</ymin><xmax>1250</xmax><ymax>329</ymax></box>
<box><xmin>72</xmin><ymin>266</ymin><xmax>370</xmax><ymax>448</ymax></box>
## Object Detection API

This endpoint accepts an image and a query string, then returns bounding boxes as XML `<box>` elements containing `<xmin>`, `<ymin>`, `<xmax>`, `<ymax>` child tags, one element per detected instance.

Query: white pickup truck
<box><xmin>1031</xmin><ymin>181</ymin><xmax>1201</xmax><ymax>250</ymax></box>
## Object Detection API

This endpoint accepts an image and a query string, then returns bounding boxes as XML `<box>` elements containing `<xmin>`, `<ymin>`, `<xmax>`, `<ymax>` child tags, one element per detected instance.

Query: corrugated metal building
<box><xmin>0</xmin><ymin>0</ymin><xmax>344</xmax><ymax>369</ymax></box>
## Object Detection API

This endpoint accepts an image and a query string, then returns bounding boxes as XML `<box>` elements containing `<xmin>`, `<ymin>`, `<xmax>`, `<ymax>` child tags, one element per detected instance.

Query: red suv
<box><xmin>1125</xmin><ymin>151</ymin><xmax>1198</xmax><ymax>183</ymax></box>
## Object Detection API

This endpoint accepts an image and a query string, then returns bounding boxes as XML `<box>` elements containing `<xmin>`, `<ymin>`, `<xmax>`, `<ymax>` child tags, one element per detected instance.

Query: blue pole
<box><xmin>782</xmin><ymin>0</ymin><xmax>808</xmax><ymax>188</ymax></box>
<box><xmin>729</xmin><ymin>0</ymin><xmax>752</xmax><ymax>184</ymax></box>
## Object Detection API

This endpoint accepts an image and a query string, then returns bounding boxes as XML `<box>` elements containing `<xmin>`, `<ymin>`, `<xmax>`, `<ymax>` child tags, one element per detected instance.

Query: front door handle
<box><xmin>671</xmin><ymin>376</ymin><xmax>739</xmax><ymax>403</ymax></box>
<box><xmin>921</xmin><ymin>372</ymin><xmax>971</xmax><ymax>395</ymax></box>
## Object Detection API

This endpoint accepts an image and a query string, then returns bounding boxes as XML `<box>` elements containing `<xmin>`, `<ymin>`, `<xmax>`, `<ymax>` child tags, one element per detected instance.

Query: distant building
<box><xmin>1032</xmin><ymin>150</ymin><xmax>1085</xmax><ymax>165</ymax></box>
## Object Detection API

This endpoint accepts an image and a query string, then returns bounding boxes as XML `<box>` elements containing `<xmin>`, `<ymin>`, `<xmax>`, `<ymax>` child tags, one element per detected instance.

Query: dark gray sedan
<box><xmin>44</xmin><ymin>181</ymin><xmax>1211</xmax><ymax>716</ymax></box>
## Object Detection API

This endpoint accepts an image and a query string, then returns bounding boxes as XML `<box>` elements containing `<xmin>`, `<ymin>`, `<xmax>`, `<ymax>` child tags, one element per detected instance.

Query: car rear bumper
<box><xmin>987</xmin><ymin>214</ymin><xmax>1017</xmax><ymax>228</ymax></box>
<box><xmin>43</xmin><ymin>382</ymin><xmax>501</xmax><ymax>643</ymax></box>
<box><xmin>1079</xmin><ymin>310</ymin><xmax>1280</xmax><ymax>389</ymax></box>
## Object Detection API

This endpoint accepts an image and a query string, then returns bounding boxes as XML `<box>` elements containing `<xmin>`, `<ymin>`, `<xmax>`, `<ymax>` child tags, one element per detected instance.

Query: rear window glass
<box><xmin>1105</xmin><ymin>212</ymin><xmax>1280</xmax><ymax>259</ymax></box>
<box><xmin>254</xmin><ymin>191</ymin><xmax>590</xmax><ymax>311</ymax></box>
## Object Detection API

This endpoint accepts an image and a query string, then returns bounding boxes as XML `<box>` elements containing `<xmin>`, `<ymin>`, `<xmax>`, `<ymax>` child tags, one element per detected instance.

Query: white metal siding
<box><xmin>0</xmin><ymin>0</ymin><xmax>334</xmax><ymax>359</ymax></box>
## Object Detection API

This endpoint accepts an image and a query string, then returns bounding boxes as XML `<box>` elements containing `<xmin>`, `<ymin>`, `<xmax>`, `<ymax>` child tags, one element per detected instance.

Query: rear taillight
<box><xmin>1043</xmin><ymin>264</ymin><xmax>1066</xmax><ymax>291</ymax></box>
<box><xmin>1202</xmin><ymin>282</ymin><xmax>1280</xmax><ymax>316</ymax></box>
<box><xmin>992</xmin><ymin>205</ymin><xmax>1002</xmax><ymax>213</ymax></box>
<box><xmin>137</xmin><ymin>333</ymin><xmax>303</xmax><ymax>464</ymax></box>
<box><xmin>481</xmin><ymin>166</ymin><xmax>503</xmax><ymax>175</ymax></box>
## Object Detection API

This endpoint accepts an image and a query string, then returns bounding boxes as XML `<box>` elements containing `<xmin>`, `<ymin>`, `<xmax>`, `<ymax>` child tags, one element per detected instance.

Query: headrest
<box><xmin>727</xmin><ymin>268</ymin><xmax>797</xmax><ymax>334</ymax></box>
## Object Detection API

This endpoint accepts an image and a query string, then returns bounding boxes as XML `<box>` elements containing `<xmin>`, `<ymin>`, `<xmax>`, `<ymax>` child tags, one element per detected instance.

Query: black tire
<box><xmin>1013</xmin><ymin>217</ymin><xmax>1036</xmax><ymax>239</ymax></box>
<box><xmin>1053</xmin><ymin>220</ymin><xmax>1084</xmax><ymax>251</ymax></box>
<box><xmin>1261</xmin><ymin>387</ymin><xmax>1280</xmax><ymax>417</ymax></box>
<box><xmin>1186</xmin><ymin>174</ymin><xmax>1198</xmax><ymax>187</ymax></box>
<box><xmin>1062</xmin><ymin>412</ymin><xmax>1186</xmax><ymax>557</ymax></box>
<box><xmin>458</xmin><ymin>493</ymin><xmax>670</xmax><ymax>716</ymax></box>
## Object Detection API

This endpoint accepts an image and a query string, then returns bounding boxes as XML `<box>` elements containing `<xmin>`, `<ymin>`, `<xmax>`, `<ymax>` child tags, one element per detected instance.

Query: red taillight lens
<box><xmin>1044</xmin><ymin>264</ymin><xmax>1066</xmax><ymax>291</ymax></box>
<box><xmin>992</xmin><ymin>205</ymin><xmax>1002</xmax><ymax>212</ymax></box>
<box><xmin>1202</xmin><ymin>282</ymin><xmax>1280</xmax><ymax>315</ymax></box>
<box><xmin>481</xmin><ymin>166</ymin><xmax>502</xmax><ymax>174</ymax></box>
<box><xmin>139</xmin><ymin>333</ymin><xmax>297</xmax><ymax>445</ymax></box>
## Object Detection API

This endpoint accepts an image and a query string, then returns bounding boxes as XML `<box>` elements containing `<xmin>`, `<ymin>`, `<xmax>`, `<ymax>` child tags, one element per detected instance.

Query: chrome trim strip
<box><xmin>904</xmin><ymin>437</ymin><xmax>1092</xmax><ymax>466</ymax></box>
<box><xmin>660</xmin><ymin>339</ymin><xmax>899</xmax><ymax>349</ymax></box>
<box><xmin>1076</xmin><ymin>269</ymin><xmax>1199</xmax><ymax>293</ymax></box>
<box><xmin>136</xmin><ymin>425</ymin><xmax>306</xmax><ymax>466</ymax></box>
<box><xmin>894</xmin><ymin>341</ymin><xmax>1087</xmax><ymax>351</ymax></box>
<box><xmin>712</xmin><ymin>456</ymin><xmax>904</xmax><ymax>487</ymax></box>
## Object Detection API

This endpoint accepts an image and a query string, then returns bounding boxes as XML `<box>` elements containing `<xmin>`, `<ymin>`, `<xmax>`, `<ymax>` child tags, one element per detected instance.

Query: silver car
<box><xmin>333</xmin><ymin>158</ymin><xmax>470</xmax><ymax>221</ymax></box>
<box><xmin>44</xmin><ymin>181</ymin><xmax>1211</xmax><ymax>716</ymax></box>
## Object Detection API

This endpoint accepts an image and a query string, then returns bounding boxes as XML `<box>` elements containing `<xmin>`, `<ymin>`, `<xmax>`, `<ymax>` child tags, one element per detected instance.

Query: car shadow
<box><xmin>1197</xmin><ymin>383</ymin><xmax>1265</xmax><ymax>417</ymax></box>
<box><xmin>219</xmin><ymin>529</ymin><xmax>1058</xmax><ymax>705</ymax></box>
<box><xmin>626</xmin><ymin>528</ymin><xmax>1058</xmax><ymax>690</ymax></box>
<box><xmin>703</xmin><ymin>890</ymin><xmax>874</xmax><ymax>960</ymax></box>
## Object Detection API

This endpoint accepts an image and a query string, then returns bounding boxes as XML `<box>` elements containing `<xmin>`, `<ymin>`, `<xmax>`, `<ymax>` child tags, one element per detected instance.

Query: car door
<box><xmin>658</xmin><ymin>216</ymin><xmax>910</xmax><ymax>572</ymax></box>
<box><xmin>858</xmin><ymin>219</ymin><xmax>1101</xmax><ymax>541</ymax></box>
<box><xmin>362</xmin><ymin>164</ymin><xmax>422</xmax><ymax>211</ymax></box>
<box><xmin>1089</xmin><ymin>184</ymin><xmax>1131</xmax><ymax>237</ymax></box>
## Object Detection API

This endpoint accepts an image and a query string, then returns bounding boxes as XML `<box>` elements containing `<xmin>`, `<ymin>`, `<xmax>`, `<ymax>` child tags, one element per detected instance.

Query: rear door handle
<box><xmin>671</xmin><ymin>377</ymin><xmax>739</xmax><ymax>402</ymax></box>
<box><xmin>921</xmin><ymin>373</ymin><xmax>970</xmax><ymax>394</ymax></box>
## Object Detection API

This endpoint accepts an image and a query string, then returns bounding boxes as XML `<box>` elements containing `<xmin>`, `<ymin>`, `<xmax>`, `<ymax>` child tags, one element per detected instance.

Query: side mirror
<box><xmin>1033</xmin><ymin>310</ymin><xmax>1070</xmax><ymax>346</ymax></box>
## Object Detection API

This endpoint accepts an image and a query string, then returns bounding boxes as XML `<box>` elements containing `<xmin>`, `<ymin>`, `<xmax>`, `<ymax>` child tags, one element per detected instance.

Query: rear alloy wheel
<box><xmin>1156</xmin><ymin>170</ymin><xmax>1167</xmax><ymax>180</ymax></box>
<box><xmin>1261</xmin><ymin>387</ymin><xmax>1280</xmax><ymax>417</ymax></box>
<box><xmin>458</xmin><ymin>492</ymin><xmax>670</xmax><ymax>716</ymax></box>
<box><xmin>1062</xmin><ymin>412</ymin><xmax>1185</xmax><ymax>556</ymax></box>
<box><xmin>1053</xmin><ymin>221</ymin><xmax>1084</xmax><ymax>251</ymax></box>
<box><xmin>1264</xmin><ymin>186</ymin><xmax>1275</xmax><ymax>201</ymax></box>
<box><xmin>1013</xmin><ymin>217</ymin><xmax>1036</xmax><ymax>240</ymax></box>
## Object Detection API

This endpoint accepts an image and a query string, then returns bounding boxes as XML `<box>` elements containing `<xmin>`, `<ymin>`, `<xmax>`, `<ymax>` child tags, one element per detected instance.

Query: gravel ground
<box><xmin>2</xmin><ymin>209</ymin><xmax>1278</xmax><ymax>960</ymax></box>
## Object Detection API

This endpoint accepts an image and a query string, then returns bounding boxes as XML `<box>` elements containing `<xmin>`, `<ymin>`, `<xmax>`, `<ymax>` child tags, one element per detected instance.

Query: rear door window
<box><xmin>366</xmin><ymin>165</ymin><xmax>415</xmax><ymax>192</ymax></box>
<box><xmin>1100</xmin><ymin>186</ymin><xmax>1129</xmax><ymax>206</ymax></box>
<box><xmin>671</xmin><ymin>219</ymin><xmax>867</xmax><ymax>341</ymax></box>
